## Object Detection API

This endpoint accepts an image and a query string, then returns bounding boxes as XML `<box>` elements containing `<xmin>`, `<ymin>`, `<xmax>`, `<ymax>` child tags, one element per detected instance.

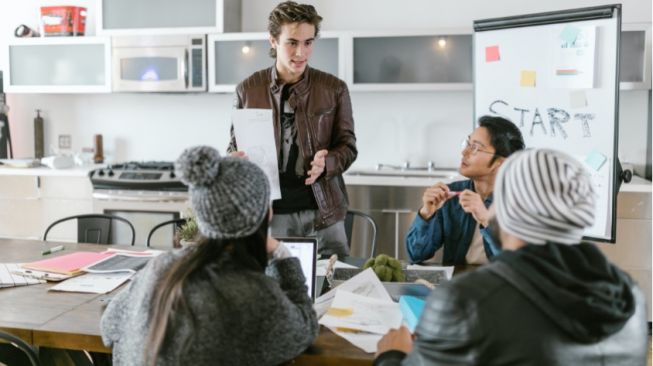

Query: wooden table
<box><xmin>0</xmin><ymin>239</ymin><xmax>374</xmax><ymax>365</ymax></box>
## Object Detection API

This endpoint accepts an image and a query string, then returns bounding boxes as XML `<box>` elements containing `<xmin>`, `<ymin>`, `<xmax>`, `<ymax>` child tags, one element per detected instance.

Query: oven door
<box><xmin>112</xmin><ymin>46</ymin><xmax>188</xmax><ymax>92</ymax></box>
<box><xmin>92</xmin><ymin>190</ymin><xmax>189</xmax><ymax>248</ymax></box>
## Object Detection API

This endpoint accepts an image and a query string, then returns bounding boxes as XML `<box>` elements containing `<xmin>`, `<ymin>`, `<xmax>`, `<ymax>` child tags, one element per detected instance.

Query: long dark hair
<box><xmin>144</xmin><ymin>218</ymin><xmax>269</xmax><ymax>365</ymax></box>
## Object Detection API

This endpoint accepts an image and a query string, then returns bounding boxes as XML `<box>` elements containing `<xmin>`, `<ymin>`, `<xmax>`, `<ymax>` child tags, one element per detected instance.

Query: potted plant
<box><xmin>175</xmin><ymin>210</ymin><xmax>200</xmax><ymax>248</ymax></box>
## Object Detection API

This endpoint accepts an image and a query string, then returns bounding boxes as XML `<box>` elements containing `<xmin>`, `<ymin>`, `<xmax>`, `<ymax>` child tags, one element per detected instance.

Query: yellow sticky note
<box><xmin>520</xmin><ymin>70</ymin><xmax>536</xmax><ymax>87</ymax></box>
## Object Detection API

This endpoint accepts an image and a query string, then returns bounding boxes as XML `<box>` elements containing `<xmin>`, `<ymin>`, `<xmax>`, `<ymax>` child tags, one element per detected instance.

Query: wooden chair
<box><xmin>43</xmin><ymin>214</ymin><xmax>135</xmax><ymax>246</ymax></box>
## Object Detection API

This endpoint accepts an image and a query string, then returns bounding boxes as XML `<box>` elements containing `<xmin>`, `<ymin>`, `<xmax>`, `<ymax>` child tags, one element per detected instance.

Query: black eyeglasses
<box><xmin>461</xmin><ymin>138</ymin><xmax>498</xmax><ymax>156</ymax></box>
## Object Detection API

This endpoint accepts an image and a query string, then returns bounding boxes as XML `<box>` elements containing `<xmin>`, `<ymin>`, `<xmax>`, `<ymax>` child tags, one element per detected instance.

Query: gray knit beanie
<box><xmin>175</xmin><ymin>146</ymin><xmax>270</xmax><ymax>240</ymax></box>
<box><xmin>494</xmin><ymin>148</ymin><xmax>596</xmax><ymax>245</ymax></box>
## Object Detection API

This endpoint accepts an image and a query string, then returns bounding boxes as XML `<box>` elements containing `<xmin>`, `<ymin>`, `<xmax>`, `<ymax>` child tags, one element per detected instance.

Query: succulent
<box><xmin>363</xmin><ymin>254</ymin><xmax>406</xmax><ymax>282</ymax></box>
<box><xmin>176</xmin><ymin>209</ymin><xmax>199</xmax><ymax>242</ymax></box>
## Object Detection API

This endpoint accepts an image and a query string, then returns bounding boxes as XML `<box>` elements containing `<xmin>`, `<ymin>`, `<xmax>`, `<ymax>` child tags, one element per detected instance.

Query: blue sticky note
<box><xmin>400</xmin><ymin>295</ymin><xmax>426</xmax><ymax>333</ymax></box>
<box><xmin>585</xmin><ymin>151</ymin><xmax>607</xmax><ymax>172</ymax></box>
<box><xmin>560</xmin><ymin>25</ymin><xmax>581</xmax><ymax>44</ymax></box>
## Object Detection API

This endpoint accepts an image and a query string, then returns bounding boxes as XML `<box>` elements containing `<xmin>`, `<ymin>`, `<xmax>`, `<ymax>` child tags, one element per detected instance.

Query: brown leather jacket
<box><xmin>228</xmin><ymin>66</ymin><xmax>357</xmax><ymax>229</ymax></box>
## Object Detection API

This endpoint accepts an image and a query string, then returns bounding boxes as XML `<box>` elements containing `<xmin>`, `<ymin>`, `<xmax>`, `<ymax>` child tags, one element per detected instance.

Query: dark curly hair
<box><xmin>268</xmin><ymin>1</ymin><xmax>323</xmax><ymax>58</ymax></box>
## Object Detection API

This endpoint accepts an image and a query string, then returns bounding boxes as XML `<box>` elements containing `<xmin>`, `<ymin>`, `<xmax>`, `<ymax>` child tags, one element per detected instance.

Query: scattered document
<box><xmin>314</xmin><ymin>268</ymin><xmax>391</xmax><ymax>319</ymax></box>
<box><xmin>50</xmin><ymin>272</ymin><xmax>133</xmax><ymax>294</ymax></box>
<box><xmin>83</xmin><ymin>253</ymin><xmax>154</xmax><ymax>274</ymax></box>
<box><xmin>231</xmin><ymin>109</ymin><xmax>281</xmax><ymax>200</ymax></box>
<box><xmin>406</xmin><ymin>264</ymin><xmax>454</xmax><ymax>281</ymax></box>
<box><xmin>1</xmin><ymin>263</ymin><xmax>44</xmax><ymax>288</ymax></box>
<box><xmin>23</xmin><ymin>251</ymin><xmax>115</xmax><ymax>276</ymax></box>
<box><xmin>320</xmin><ymin>290</ymin><xmax>402</xmax><ymax>353</ymax></box>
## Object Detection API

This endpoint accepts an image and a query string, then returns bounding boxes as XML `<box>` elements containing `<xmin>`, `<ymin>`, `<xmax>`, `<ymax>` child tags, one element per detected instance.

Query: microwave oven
<box><xmin>112</xmin><ymin>35</ymin><xmax>206</xmax><ymax>92</ymax></box>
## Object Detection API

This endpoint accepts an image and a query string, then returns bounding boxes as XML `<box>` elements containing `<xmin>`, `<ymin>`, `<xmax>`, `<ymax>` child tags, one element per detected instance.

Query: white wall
<box><xmin>1</xmin><ymin>0</ymin><xmax>651</xmax><ymax>171</ymax></box>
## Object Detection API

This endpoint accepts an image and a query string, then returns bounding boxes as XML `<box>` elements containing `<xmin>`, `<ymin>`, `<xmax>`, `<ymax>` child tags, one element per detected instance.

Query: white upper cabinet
<box><xmin>4</xmin><ymin>37</ymin><xmax>111</xmax><ymax>93</ymax></box>
<box><xmin>97</xmin><ymin>0</ymin><xmax>241</xmax><ymax>35</ymax></box>
<box><xmin>346</xmin><ymin>29</ymin><xmax>473</xmax><ymax>92</ymax></box>
<box><xmin>620</xmin><ymin>23</ymin><xmax>651</xmax><ymax>90</ymax></box>
<box><xmin>208</xmin><ymin>31</ymin><xmax>345</xmax><ymax>93</ymax></box>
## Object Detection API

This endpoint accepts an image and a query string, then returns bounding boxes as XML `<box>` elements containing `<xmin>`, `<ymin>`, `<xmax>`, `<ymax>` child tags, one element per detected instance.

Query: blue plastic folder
<box><xmin>399</xmin><ymin>295</ymin><xmax>426</xmax><ymax>332</ymax></box>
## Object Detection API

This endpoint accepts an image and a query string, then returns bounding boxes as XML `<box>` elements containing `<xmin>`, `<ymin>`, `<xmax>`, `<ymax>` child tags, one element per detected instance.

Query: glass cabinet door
<box><xmin>99</xmin><ymin>0</ymin><xmax>241</xmax><ymax>34</ymax></box>
<box><xmin>6</xmin><ymin>38</ymin><xmax>111</xmax><ymax>93</ymax></box>
<box><xmin>620</xmin><ymin>25</ymin><xmax>651</xmax><ymax>89</ymax></box>
<box><xmin>350</xmin><ymin>33</ymin><xmax>473</xmax><ymax>91</ymax></box>
<box><xmin>209</xmin><ymin>33</ymin><xmax>341</xmax><ymax>93</ymax></box>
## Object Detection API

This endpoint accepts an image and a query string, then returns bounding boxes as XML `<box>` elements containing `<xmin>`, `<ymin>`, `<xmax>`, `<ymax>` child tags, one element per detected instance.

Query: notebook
<box><xmin>278</xmin><ymin>237</ymin><xmax>318</xmax><ymax>301</ymax></box>
<box><xmin>23</xmin><ymin>251</ymin><xmax>115</xmax><ymax>276</ymax></box>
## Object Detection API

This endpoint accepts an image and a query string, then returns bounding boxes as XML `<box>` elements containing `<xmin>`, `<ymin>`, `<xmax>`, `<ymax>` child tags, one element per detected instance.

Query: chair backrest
<box><xmin>0</xmin><ymin>330</ymin><xmax>40</xmax><ymax>366</ymax></box>
<box><xmin>43</xmin><ymin>214</ymin><xmax>136</xmax><ymax>246</ymax></box>
<box><xmin>146</xmin><ymin>218</ymin><xmax>188</xmax><ymax>247</ymax></box>
<box><xmin>344</xmin><ymin>210</ymin><xmax>377</xmax><ymax>258</ymax></box>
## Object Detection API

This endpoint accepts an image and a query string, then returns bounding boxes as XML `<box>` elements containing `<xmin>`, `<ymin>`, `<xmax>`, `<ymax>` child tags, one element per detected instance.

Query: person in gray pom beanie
<box><xmin>101</xmin><ymin>146</ymin><xmax>318</xmax><ymax>366</ymax></box>
<box><xmin>374</xmin><ymin>148</ymin><xmax>647</xmax><ymax>366</ymax></box>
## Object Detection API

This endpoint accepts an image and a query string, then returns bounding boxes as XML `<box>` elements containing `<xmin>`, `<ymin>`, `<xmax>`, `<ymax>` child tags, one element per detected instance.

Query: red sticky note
<box><xmin>485</xmin><ymin>45</ymin><xmax>500</xmax><ymax>62</ymax></box>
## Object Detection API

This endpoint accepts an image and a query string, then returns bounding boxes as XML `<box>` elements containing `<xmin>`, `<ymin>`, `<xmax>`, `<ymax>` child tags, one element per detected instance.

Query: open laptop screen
<box><xmin>277</xmin><ymin>237</ymin><xmax>317</xmax><ymax>300</ymax></box>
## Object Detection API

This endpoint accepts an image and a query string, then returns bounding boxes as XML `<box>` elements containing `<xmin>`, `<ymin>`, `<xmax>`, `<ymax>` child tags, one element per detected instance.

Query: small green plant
<box><xmin>176</xmin><ymin>210</ymin><xmax>199</xmax><ymax>242</ymax></box>
<box><xmin>363</xmin><ymin>254</ymin><xmax>406</xmax><ymax>282</ymax></box>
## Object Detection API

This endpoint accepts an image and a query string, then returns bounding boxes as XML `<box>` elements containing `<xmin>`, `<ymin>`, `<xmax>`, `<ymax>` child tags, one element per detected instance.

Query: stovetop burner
<box><xmin>109</xmin><ymin>161</ymin><xmax>175</xmax><ymax>171</ymax></box>
<box><xmin>89</xmin><ymin>161</ymin><xmax>186</xmax><ymax>192</ymax></box>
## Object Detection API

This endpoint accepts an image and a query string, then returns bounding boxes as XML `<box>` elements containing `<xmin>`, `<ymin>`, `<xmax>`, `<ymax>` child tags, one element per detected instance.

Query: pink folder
<box><xmin>23</xmin><ymin>251</ymin><xmax>116</xmax><ymax>276</ymax></box>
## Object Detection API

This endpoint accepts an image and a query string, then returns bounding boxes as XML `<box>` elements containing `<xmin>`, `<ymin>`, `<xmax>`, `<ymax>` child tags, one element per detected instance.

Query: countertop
<box><xmin>0</xmin><ymin>164</ymin><xmax>102</xmax><ymax>177</ymax></box>
<box><xmin>343</xmin><ymin>167</ymin><xmax>652</xmax><ymax>193</ymax></box>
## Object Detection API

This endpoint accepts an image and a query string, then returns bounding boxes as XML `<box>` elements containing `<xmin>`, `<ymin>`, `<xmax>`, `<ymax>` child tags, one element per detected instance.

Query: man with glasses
<box><xmin>405</xmin><ymin>116</ymin><xmax>524</xmax><ymax>265</ymax></box>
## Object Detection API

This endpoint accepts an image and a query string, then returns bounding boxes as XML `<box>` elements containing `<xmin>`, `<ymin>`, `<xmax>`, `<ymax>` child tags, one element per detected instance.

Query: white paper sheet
<box><xmin>406</xmin><ymin>264</ymin><xmax>454</xmax><ymax>280</ymax></box>
<box><xmin>551</xmin><ymin>25</ymin><xmax>596</xmax><ymax>89</ymax></box>
<box><xmin>314</xmin><ymin>268</ymin><xmax>391</xmax><ymax>318</ymax></box>
<box><xmin>327</xmin><ymin>326</ymin><xmax>381</xmax><ymax>353</ymax></box>
<box><xmin>231</xmin><ymin>109</ymin><xmax>281</xmax><ymax>200</ymax></box>
<box><xmin>49</xmin><ymin>273</ymin><xmax>132</xmax><ymax>294</ymax></box>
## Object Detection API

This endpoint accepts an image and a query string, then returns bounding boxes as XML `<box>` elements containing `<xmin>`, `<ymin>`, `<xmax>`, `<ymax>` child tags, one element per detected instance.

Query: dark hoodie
<box><xmin>494</xmin><ymin>242</ymin><xmax>635</xmax><ymax>342</ymax></box>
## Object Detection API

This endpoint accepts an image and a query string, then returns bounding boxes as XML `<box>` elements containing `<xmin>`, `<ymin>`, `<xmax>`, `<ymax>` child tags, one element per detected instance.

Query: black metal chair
<box><xmin>344</xmin><ymin>210</ymin><xmax>378</xmax><ymax>258</ymax></box>
<box><xmin>146</xmin><ymin>218</ymin><xmax>188</xmax><ymax>247</ymax></box>
<box><xmin>43</xmin><ymin>214</ymin><xmax>135</xmax><ymax>246</ymax></box>
<box><xmin>0</xmin><ymin>330</ymin><xmax>40</xmax><ymax>366</ymax></box>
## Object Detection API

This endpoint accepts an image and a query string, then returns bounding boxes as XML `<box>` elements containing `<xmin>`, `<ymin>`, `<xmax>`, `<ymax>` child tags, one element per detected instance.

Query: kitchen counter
<box><xmin>0</xmin><ymin>164</ymin><xmax>103</xmax><ymax>177</ymax></box>
<box><xmin>344</xmin><ymin>168</ymin><xmax>652</xmax><ymax>193</ymax></box>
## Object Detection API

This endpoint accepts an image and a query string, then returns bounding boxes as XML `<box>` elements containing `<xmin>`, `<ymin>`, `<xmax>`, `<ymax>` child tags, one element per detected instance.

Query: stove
<box><xmin>89</xmin><ymin>161</ymin><xmax>187</xmax><ymax>192</ymax></box>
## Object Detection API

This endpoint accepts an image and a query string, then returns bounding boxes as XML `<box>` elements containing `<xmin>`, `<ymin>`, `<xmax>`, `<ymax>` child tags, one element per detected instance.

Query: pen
<box><xmin>335</xmin><ymin>326</ymin><xmax>380</xmax><ymax>335</ymax></box>
<box><xmin>42</xmin><ymin>245</ymin><xmax>65</xmax><ymax>256</ymax></box>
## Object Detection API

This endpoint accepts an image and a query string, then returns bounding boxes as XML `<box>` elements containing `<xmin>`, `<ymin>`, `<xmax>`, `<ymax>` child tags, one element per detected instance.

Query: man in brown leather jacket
<box><xmin>228</xmin><ymin>1</ymin><xmax>357</xmax><ymax>258</ymax></box>
<box><xmin>374</xmin><ymin>149</ymin><xmax>648</xmax><ymax>366</ymax></box>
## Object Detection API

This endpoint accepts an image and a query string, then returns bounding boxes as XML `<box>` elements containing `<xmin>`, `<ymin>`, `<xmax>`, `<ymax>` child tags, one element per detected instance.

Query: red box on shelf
<box><xmin>40</xmin><ymin>6</ymin><xmax>87</xmax><ymax>36</ymax></box>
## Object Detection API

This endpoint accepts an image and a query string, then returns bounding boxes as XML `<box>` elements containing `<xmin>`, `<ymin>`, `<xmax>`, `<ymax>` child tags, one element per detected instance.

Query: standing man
<box><xmin>406</xmin><ymin>116</ymin><xmax>524</xmax><ymax>265</ymax></box>
<box><xmin>375</xmin><ymin>149</ymin><xmax>647</xmax><ymax>365</ymax></box>
<box><xmin>228</xmin><ymin>1</ymin><xmax>357</xmax><ymax>258</ymax></box>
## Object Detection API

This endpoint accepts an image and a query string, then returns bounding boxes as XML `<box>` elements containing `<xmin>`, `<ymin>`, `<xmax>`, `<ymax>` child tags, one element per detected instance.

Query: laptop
<box><xmin>277</xmin><ymin>237</ymin><xmax>318</xmax><ymax>301</ymax></box>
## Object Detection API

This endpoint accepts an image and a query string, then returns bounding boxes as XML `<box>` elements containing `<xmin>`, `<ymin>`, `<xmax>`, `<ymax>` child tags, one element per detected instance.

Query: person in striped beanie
<box><xmin>374</xmin><ymin>148</ymin><xmax>647</xmax><ymax>366</ymax></box>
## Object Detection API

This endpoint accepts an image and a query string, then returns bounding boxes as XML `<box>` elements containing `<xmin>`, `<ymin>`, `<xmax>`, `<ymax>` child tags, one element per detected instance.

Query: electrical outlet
<box><xmin>58</xmin><ymin>134</ymin><xmax>71</xmax><ymax>149</ymax></box>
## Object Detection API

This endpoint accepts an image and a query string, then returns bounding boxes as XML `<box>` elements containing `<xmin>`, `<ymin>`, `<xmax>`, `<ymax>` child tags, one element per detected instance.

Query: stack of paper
<box><xmin>316</xmin><ymin>268</ymin><xmax>402</xmax><ymax>353</ymax></box>
<box><xmin>1</xmin><ymin>263</ymin><xmax>45</xmax><ymax>288</ymax></box>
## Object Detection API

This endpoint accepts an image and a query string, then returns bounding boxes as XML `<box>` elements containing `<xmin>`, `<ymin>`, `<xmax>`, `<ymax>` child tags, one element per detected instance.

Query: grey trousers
<box><xmin>271</xmin><ymin>209</ymin><xmax>349</xmax><ymax>258</ymax></box>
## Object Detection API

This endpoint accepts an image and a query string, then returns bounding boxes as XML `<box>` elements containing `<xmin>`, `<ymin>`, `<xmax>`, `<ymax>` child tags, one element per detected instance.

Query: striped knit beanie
<box><xmin>494</xmin><ymin>148</ymin><xmax>596</xmax><ymax>245</ymax></box>
<box><xmin>175</xmin><ymin>146</ymin><xmax>270</xmax><ymax>240</ymax></box>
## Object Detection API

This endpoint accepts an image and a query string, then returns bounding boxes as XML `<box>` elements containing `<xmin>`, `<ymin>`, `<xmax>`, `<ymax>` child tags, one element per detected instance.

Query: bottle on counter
<box><xmin>94</xmin><ymin>134</ymin><xmax>104</xmax><ymax>164</ymax></box>
<box><xmin>34</xmin><ymin>109</ymin><xmax>44</xmax><ymax>159</ymax></box>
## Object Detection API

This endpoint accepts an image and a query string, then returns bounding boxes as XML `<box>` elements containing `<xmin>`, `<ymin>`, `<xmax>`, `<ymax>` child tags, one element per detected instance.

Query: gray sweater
<box><xmin>101</xmin><ymin>248</ymin><xmax>318</xmax><ymax>366</ymax></box>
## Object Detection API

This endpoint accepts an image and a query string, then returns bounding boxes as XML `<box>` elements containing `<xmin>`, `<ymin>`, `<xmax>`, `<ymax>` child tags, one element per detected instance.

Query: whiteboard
<box><xmin>473</xmin><ymin>5</ymin><xmax>621</xmax><ymax>242</ymax></box>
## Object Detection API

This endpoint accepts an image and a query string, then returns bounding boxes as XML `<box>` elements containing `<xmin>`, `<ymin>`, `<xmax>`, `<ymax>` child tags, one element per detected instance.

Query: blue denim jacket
<box><xmin>405</xmin><ymin>179</ymin><xmax>499</xmax><ymax>265</ymax></box>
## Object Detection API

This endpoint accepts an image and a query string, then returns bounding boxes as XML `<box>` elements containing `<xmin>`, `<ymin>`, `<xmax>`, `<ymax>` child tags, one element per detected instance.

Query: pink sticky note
<box><xmin>485</xmin><ymin>46</ymin><xmax>500</xmax><ymax>62</ymax></box>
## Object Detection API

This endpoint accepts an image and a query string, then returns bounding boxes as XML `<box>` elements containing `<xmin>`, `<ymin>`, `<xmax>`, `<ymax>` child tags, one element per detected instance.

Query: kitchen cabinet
<box><xmin>98</xmin><ymin>0</ymin><xmax>241</xmax><ymax>35</ymax></box>
<box><xmin>208</xmin><ymin>32</ymin><xmax>345</xmax><ymax>93</ymax></box>
<box><xmin>620</xmin><ymin>23</ymin><xmax>651</xmax><ymax>90</ymax></box>
<box><xmin>0</xmin><ymin>173</ymin><xmax>93</xmax><ymax>241</ymax></box>
<box><xmin>4</xmin><ymin>37</ymin><xmax>111</xmax><ymax>93</ymax></box>
<box><xmin>347</xmin><ymin>29</ymin><xmax>473</xmax><ymax>92</ymax></box>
